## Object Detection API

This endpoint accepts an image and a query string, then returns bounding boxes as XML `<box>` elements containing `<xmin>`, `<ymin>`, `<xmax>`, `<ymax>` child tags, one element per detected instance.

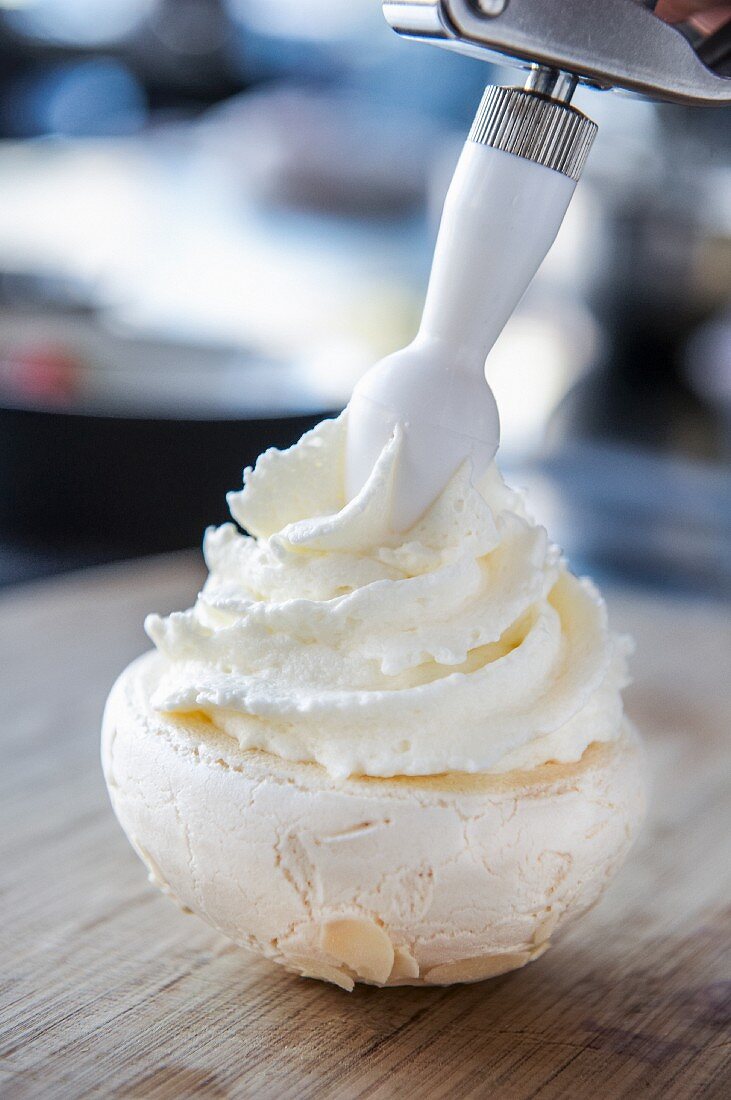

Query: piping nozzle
<box><xmin>346</xmin><ymin>78</ymin><xmax>597</xmax><ymax>530</ymax></box>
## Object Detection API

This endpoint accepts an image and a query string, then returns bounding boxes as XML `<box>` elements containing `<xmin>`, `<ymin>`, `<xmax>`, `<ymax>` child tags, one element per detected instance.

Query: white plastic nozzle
<box><xmin>346</xmin><ymin>85</ymin><xmax>596</xmax><ymax>531</ymax></box>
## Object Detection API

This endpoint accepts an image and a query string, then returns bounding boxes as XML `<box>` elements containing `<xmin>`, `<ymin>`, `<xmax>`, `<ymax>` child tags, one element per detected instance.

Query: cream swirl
<box><xmin>146</xmin><ymin>413</ymin><xmax>630</xmax><ymax>779</ymax></box>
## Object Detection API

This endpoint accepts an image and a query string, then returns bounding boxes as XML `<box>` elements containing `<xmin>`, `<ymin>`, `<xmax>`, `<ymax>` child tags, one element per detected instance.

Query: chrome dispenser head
<box><xmin>382</xmin><ymin>0</ymin><xmax>731</xmax><ymax>105</ymax></box>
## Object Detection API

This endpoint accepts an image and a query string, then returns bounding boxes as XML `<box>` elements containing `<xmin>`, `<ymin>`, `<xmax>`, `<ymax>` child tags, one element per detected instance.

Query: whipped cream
<box><xmin>146</xmin><ymin>413</ymin><xmax>630</xmax><ymax>779</ymax></box>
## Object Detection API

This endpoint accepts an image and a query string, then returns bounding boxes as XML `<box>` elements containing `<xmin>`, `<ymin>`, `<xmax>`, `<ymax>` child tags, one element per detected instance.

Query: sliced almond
<box><xmin>389</xmin><ymin>945</ymin><xmax>420</xmax><ymax>981</ymax></box>
<box><xmin>286</xmin><ymin>955</ymin><xmax>354</xmax><ymax>992</ymax></box>
<box><xmin>424</xmin><ymin>945</ymin><xmax>547</xmax><ymax>986</ymax></box>
<box><xmin>321</xmin><ymin>917</ymin><xmax>394</xmax><ymax>984</ymax></box>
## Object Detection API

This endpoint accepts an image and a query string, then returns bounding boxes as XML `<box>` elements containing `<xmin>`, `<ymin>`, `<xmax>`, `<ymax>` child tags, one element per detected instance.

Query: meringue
<box><xmin>102</xmin><ymin>655</ymin><xmax>644</xmax><ymax>989</ymax></box>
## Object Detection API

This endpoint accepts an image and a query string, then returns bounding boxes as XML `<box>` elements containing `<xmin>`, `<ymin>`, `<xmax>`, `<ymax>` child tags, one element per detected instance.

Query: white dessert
<box><xmin>102</xmin><ymin>412</ymin><xmax>645</xmax><ymax>988</ymax></box>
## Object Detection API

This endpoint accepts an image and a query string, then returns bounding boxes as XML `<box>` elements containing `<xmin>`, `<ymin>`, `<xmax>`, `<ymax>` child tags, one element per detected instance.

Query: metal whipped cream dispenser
<box><xmin>346</xmin><ymin>0</ymin><xmax>731</xmax><ymax>529</ymax></box>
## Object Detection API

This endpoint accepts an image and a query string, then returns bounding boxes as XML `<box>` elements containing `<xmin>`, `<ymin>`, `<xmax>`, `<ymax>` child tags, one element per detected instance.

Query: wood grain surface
<box><xmin>0</xmin><ymin>554</ymin><xmax>729</xmax><ymax>1099</ymax></box>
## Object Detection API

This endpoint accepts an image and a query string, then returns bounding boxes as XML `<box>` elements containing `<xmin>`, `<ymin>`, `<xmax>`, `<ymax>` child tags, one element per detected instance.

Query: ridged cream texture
<box><xmin>146</xmin><ymin>413</ymin><xmax>630</xmax><ymax>779</ymax></box>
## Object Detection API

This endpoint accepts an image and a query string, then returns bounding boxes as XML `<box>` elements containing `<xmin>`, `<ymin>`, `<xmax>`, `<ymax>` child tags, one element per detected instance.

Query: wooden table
<box><xmin>1</xmin><ymin>555</ymin><xmax>729</xmax><ymax>1099</ymax></box>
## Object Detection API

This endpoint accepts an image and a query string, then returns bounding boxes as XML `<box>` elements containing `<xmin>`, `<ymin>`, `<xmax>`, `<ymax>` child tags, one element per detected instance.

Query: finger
<box><xmin>655</xmin><ymin>0</ymin><xmax>731</xmax><ymax>23</ymax></box>
<box><xmin>690</xmin><ymin>8</ymin><xmax>731</xmax><ymax>31</ymax></box>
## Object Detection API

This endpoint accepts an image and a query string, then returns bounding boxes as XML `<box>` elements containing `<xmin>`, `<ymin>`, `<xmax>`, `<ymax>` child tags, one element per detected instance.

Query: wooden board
<box><xmin>0</xmin><ymin>554</ymin><xmax>729</xmax><ymax>1099</ymax></box>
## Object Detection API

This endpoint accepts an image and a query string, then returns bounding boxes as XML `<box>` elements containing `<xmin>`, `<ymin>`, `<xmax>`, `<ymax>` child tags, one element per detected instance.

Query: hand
<box><xmin>655</xmin><ymin>0</ymin><xmax>731</xmax><ymax>33</ymax></box>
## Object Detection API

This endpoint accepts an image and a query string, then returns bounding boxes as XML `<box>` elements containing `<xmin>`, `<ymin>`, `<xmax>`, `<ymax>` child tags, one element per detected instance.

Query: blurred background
<box><xmin>0</xmin><ymin>0</ymin><xmax>727</xmax><ymax>595</ymax></box>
